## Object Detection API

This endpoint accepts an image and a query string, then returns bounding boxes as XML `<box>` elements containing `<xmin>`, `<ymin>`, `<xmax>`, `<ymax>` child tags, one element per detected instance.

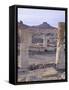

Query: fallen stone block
<box><xmin>42</xmin><ymin>67</ymin><xmax>58</xmax><ymax>77</ymax></box>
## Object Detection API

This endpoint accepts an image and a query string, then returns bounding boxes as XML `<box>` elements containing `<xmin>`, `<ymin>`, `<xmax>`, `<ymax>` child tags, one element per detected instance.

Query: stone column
<box><xmin>43</xmin><ymin>34</ymin><xmax>46</xmax><ymax>47</ymax></box>
<box><xmin>19</xmin><ymin>30</ymin><xmax>32</xmax><ymax>69</ymax></box>
<box><xmin>18</xmin><ymin>29</ymin><xmax>22</xmax><ymax>68</ymax></box>
<box><xmin>56</xmin><ymin>22</ymin><xmax>65</xmax><ymax>64</ymax></box>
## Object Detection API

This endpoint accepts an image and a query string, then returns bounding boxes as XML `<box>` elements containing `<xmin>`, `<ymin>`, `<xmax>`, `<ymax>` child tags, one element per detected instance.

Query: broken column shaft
<box><xmin>56</xmin><ymin>22</ymin><xmax>65</xmax><ymax>64</ymax></box>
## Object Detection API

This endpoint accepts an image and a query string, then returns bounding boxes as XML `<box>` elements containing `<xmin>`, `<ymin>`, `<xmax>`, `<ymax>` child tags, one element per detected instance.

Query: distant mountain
<box><xmin>32</xmin><ymin>22</ymin><xmax>56</xmax><ymax>29</ymax></box>
<box><xmin>18</xmin><ymin>21</ymin><xmax>30</xmax><ymax>29</ymax></box>
<box><xmin>18</xmin><ymin>21</ymin><xmax>56</xmax><ymax>29</ymax></box>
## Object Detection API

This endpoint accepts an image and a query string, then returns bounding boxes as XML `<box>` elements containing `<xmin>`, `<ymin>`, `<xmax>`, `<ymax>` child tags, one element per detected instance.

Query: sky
<box><xmin>18</xmin><ymin>8</ymin><xmax>65</xmax><ymax>27</ymax></box>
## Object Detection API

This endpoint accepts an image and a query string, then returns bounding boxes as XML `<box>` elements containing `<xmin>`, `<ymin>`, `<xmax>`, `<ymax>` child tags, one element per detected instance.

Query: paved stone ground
<box><xmin>18</xmin><ymin>50</ymin><xmax>65</xmax><ymax>82</ymax></box>
<box><xmin>18</xmin><ymin>67</ymin><xmax>65</xmax><ymax>82</ymax></box>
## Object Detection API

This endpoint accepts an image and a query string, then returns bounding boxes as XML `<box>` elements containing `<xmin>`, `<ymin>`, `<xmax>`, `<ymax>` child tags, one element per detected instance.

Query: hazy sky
<box><xmin>18</xmin><ymin>8</ymin><xmax>65</xmax><ymax>27</ymax></box>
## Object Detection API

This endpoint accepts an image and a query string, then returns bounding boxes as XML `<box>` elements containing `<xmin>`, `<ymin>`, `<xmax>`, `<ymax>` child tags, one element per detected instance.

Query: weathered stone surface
<box><xmin>42</xmin><ymin>67</ymin><xmax>58</xmax><ymax>77</ymax></box>
<box><xmin>61</xmin><ymin>72</ymin><xmax>65</xmax><ymax>79</ymax></box>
